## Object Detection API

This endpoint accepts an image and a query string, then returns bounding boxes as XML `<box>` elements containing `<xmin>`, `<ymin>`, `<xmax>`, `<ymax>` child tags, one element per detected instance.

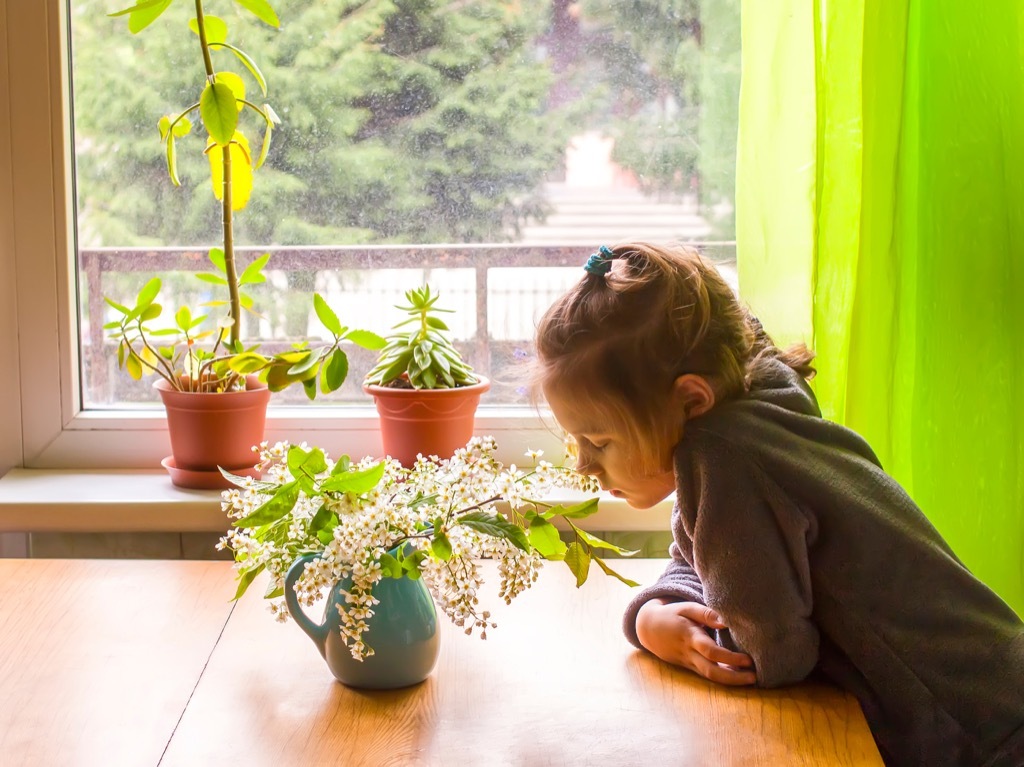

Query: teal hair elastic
<box><xmin>583</xmin><ymin>245</ymin><xmax>616</xmax><ymax>276</ymax></box>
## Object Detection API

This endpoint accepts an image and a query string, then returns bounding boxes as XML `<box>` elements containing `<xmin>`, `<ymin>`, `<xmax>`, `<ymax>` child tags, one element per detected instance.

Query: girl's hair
<box><xmin>532</xmin><ymin>242</ymin><xmax>815</xmax><ymax>473</ymax></box>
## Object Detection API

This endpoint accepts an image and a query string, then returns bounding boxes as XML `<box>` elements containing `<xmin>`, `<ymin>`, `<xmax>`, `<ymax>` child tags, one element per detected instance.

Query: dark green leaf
<box><xmin>233</xmin><ymin>481</ymin><xmax>300</xmax><ymax>527</ymax></box>
<box><xmin>323</xmin><ymin>348</ymin><xmax>348</xmax><ymax>393</ymax></box>
<box><xmin>430</xmin><ymin>531</ymin><xmax>453</xmax><ymax>561</ymax></box>
<box><xmin>308</xmin><ymin>504</ymin><xmax>335</xmax><ymax>535</ymax></box>
<box><xmin>457</xmin><ymin>511</ymin><xmax>530</xmax><ymax>552</ymax></box>
<box><xmin>555</xmin><ymin>498</ymin><xmax>600</xmax><ymax>520</ymax></box>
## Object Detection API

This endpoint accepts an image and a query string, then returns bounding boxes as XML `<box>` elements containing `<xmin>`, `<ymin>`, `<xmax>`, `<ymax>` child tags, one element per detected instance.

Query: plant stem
<box><xmin>194</xmin><ymin>0</ymin><xmax>240</xmax><ymax>349</ymax></box>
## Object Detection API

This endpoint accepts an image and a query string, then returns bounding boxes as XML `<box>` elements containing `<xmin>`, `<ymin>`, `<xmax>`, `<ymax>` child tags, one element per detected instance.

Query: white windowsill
<box><xmin>0</xmin><ymin>468</ymin><xmax>673</xmax><ymax>534</ymax></box>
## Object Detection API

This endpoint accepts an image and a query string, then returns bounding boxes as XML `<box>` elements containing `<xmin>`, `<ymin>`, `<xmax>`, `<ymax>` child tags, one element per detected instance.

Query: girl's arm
<box><xmin>682</xmin><ymin>434</ymin><xmax>820</xmax><ymax>687</ymax></box>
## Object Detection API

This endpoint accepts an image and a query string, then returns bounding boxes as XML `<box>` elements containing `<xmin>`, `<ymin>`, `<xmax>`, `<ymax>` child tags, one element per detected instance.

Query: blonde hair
<box><xmin>532</xmin><ymin>242</ymin><xmax>814</xmax><ymax>473</ymax></box>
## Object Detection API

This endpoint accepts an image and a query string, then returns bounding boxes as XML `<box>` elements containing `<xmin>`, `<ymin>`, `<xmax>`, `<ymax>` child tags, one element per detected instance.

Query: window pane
<box><xmin>71</xmin><ymin>0</ymin><xmax>739</xmax><ymax>408</ymax></box>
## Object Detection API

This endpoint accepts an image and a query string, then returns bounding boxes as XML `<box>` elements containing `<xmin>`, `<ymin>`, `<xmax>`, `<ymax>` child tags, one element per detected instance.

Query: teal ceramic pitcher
<box><xmin>284</xmin><ymin>553</ymin><xmax>440</xmax><ymax>689</ymax></box>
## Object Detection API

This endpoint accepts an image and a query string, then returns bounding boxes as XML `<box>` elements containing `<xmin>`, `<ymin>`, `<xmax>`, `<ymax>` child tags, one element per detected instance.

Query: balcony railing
<box><xmin>80</xmin><ymin>243</ymin><xmax>737</xmax><ymax>407</ymax></box>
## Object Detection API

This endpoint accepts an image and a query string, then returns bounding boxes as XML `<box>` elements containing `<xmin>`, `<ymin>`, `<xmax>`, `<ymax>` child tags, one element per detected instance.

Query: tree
<box><xmin>72</xmin><ymin>0</ymin><xmax>572</xmax><ymax>248</ymax></box>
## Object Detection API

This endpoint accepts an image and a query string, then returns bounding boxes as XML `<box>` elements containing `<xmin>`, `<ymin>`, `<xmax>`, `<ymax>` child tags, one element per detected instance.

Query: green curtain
<box><xmin>737</xmin><ymin>0</ymin><xmax>1024</xmax><ymax>615</ymax></box>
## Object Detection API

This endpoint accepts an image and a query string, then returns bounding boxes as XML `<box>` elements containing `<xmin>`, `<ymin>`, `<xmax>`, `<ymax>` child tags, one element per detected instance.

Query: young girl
<box><xmin>532</xmin><ymin>242</ymin><xmax>1024</xmax><ymax>767</ymax></box>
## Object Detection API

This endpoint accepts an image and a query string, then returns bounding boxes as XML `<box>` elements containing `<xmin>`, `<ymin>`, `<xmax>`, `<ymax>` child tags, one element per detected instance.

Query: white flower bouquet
<box><xmin>219</xmin><ymin>436</ymin><xmax>638</xmax><ymax>660</ymax></box>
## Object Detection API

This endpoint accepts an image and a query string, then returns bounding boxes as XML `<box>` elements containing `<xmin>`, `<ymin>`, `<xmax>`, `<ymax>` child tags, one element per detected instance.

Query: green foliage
<box><xmin>364</xmin><ymin>284</ymin><xmax>477</xmax><ymax>390</ymax></box>
<box><xmin>102</xmin><ymin>0</ymin><xmax>386</xmax><ymax>395</ymax></box>
<box><xmin>579</xmin><ymin>0</ymin><xmax>740</xmax><ymax>236</ymax></box>
<box><xmin>224</xmin><ymin>439</ymin><xmax>637</xmax><ymax>604</ymax></box>
<box><xmin>76</xmin><ymin>0</ymin><xmax>571</xmax><ymax>248</ymax></box>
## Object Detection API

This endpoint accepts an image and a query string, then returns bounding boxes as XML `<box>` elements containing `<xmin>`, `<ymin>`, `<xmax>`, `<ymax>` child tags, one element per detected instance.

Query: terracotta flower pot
<box><xmin>155</xmin><ymin>374</ymin><xmax>271</xmax><ymax>488</ymax></box>
<box><xmin>363</xmin><ymin>376</ymin><xmax>490</xmax><ymax>467</ymax></box>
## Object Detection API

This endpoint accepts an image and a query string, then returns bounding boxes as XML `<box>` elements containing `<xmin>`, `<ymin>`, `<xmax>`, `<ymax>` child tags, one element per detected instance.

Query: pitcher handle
<box><xmin>285</xmin><ymin>553</ymin><xmax>328</xmax><ymax>657</ymax></box>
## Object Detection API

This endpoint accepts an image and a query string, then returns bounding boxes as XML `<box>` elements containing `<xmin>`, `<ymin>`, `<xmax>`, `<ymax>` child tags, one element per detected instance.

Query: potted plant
<box><xmin>104</xmin><ymin>0</ymin><xmax>384</xmax><ymax>488</ymax></box>
<box><xmin>218</xmin><ymin>436</ymin><xmax>638</xmax><ymax>689</ymax></box>
<box><xmin>362</xmin><ymin>285</ymin><xmax>490</xmax><ymax>466</ymax></box>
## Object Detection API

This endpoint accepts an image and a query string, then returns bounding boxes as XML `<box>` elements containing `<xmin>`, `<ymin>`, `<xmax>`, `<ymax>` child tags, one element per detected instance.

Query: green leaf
<box><xmin>194</xmin><ymin>272</ymin><xmax>228</xmax><ymax>286</ymax></box>
<box><xmin>208</xmin><ymin>247</ymin><xmax>226</xmax><ymax>273</ymax></box>
<box><xmin>528</xmin><ymin>517</ymin><xmax>567</xmax><ymax>560</ymax></box>
<box><xmin>104</xmin><ymin>297</ymin><xmax>131</xmax><ymax>316</ymax></box>
<box><xmin>330</xmin><ymin>455</ymin><xmax>351</xmax><ymax>475</ymax></box>
<box><xmin>233</xmin><ymin>481</ymin><xmax>300</xmax><ymax>527</ymax></box>
<box><xmin>227</xmin><ymin>351</ymin><xmax>268</xmax><ymax>375</ymax></box>
<box><xmin>188</xmin><ymin>14</ymin><xmax>228</xmax><ymax>45</ymax></box>
<box><xmin>108</xmin><ymin>0</ymin><xmax>164</xmax><ymax>18</ymax></box>
<box><xmin>200</xmin><ymin>81</ymin><xmax>238</xmax><ymax>146</ymax></box>
<box><xmin>126</xmin><ymin>352</ymin><xmax>143</xmax><ymax>380</ymax></box>
<box><xmin>135</xmin><ymin>277</ymin><xmax>161</xmax><ymax>311</ymax></box>
<box><xmin>320</xmin><ymin>462</ymin><xmax>386</xmax><ymax>494</ymax></box>
<box><xmin>308</xmin><ymin>504</ymin><xmax>335</xmax><ymax>535</ymax></box>
<box><xmin>379</xmin><ymin>552</ymin><xmax>403</xmax><ymax>579</ymax></box>
<box><xmin>233</xmin><ymin>0</ymin><xmax>280</xmax><ymax>27</ymax></box>
<box><xmin>430</xmin><ymin>531</ymin><xmax>453</xmax><ymax>562</ymax></box>
<box><xmin>425</xmin><ymin>315</ymin><xmax>450</xmax><ymax>331</ymax></box>
<box><xmin>175</xmin><ymin>306</ymin><xmax>192</xmax><ymax>331</ymax></box>
<box><xmin>313</xmin><ymin>294</ymin><xmax>342</xmax><ymax>335</ymax></box>
<box><xmin>572</xmin><ymin>526</ymin><xmax>639</xmax><ymax>557</ymax></box>
<box><xmin>238</xmin><ymin>253</ymin><xmax>270</xmax><ymax>285</ymax></box>
<box><xmin>125</xmin><ymin>0</ymin><xmax>172</xmax><ymax>33</ymax></box>
<box><xmin>551</xmin><ymin>498</ymin><xmax>600</xmax><ymax>520</ymax></box>
<box><xmin>287</xmin><ymin>445</ymin><xmax>328</xmax><ymax>481</ymax></box>
<box><xmin>232</xmin><ymin>563</ymin><xmax>265</xmax><ymax>601</ymax></box>
<box><xmin>210</xmin><ymin>43</ymin><xmax>268</xmax><ymax>97</ymax></box>
<box><xmin>140</xmin><ymin>303</ymin><xmax>162</xmax><ymax>322</ymax></box>
<box><xmin>345</xmin><ymin>329</ymin><xmax>387</xmax><ymax>350</ymax></box>
<box><xmin>264</xmin><ymin>581</ymin><xmax>284</xmax><ymax>600</ymax></box>
<box><xmin>564</xmin><ymin>542</ymin><xmax>591</xmax><ymax>587</ymax></box>
<box><xmin>255</xmin><ymin>116</ymin><xmax>273</xmax><ymax>169</ymax></box>
<box><xmin>457</xmin><ymin>511</ymin><xmax>530</xmax><ymax>552</ymax></box>
<box><xmin>322</xmin><ymin>348</ymin><xmax>348</xmax><ymax>393</ymax></box>
<box><xmin>316</xmin><ymin>529</ymin><xmax>333</xmax><ymax>545</ymax></box>
<box><xmin>593</xmin><ymin>556</ymin><xmax>641</xmax><ymax>588</ymax></box>
<box><xmin>287</xmin><ymin>349</ymin><xmax>324</xmax><ymax>378</ymax></box>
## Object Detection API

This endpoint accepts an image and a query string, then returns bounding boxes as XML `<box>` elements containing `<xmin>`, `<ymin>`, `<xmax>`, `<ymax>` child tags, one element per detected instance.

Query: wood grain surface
<box><xmin>160</xmin><ymin>559</ymin><xmax>882</xmax><ymax>767</ymax></box>
<box><xmin>0</xmin><ymin>559</ymin><xmax>235</xmax><ymax>767</ymax></box>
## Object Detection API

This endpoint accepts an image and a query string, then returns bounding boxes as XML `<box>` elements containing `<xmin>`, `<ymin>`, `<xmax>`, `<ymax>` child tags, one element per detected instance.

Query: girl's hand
<box><xmin>636</xmin><ymin>599</ymin><xmax>757</xmax><ymax>686</ymax></box>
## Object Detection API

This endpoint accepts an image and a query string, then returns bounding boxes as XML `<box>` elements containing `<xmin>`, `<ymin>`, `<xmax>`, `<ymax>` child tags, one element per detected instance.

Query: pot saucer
<box><xmin>161</xmin><ymin>456</ymin><xmax>261</xmax><ymax>490</ymax></box>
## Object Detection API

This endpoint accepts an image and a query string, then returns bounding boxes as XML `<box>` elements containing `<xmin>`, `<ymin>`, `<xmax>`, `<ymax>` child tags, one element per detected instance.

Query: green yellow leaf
<box><xmin>593</xmin><ymin>556</ymin><xmax>641</xmax><ymax>587</ymax></box>
<box><xmin>528</xmin><ymin>516</ymin><xmax>567</xmax><ymax>560</ymax></box>
<box><xmin>320</xmin><ymin>462</ymin><xmax>386</xmax><ymax>495</ymax></box>
<box><xmin>199</xmin><ymin>81</ymin><xmax>238</xmax><ymax>146</ymax></box>
<box><xmin>345</xmin><ymin>329</ymin><xmax>387</xmax><ymax>350</ymax></box>
<box><xmin>232</xmin><ymin>563</ymin><xmax>264</xmax><ymax>601</ymax></box>
<box><xmin>124</xmin><ymin>0</ymin><xmax>172</xmax><ymax>33</ymax></box>
<box><xmin>313</xmin><ymin>294</ymin><xmax>342</xmax><ymax>335</ymax></box>
<box><xmin>233</xmin><ymin>0</ymin><xmax>280</xmax><ymax>27</ymax></box>
<box><xmin>214</xmin><ymin>71</ymin><xmax>246</xmax><ymax>107</ymax></box>
<box><xmin>206</xmin><ymin>131</ymin><xmax>253</xmax><ymax>211</ymax></box>
<box><xmin>238</xmin><ymin>253</ymin><xmax>270</xmax><ymax>285</ymax></box>
<box><xmin>209</xmin><ymin>247</ymin><xmax>226</xmax><ymax>272</ymax></box>
<box><xmin>431</xmin><ymin>532</ymin><xmax>453</xmax><ymax>561</ymax></box>
<box><xmin>564</xmin><ymin>541</ymin><xmax>591</xmax><ymax>587</ymax></box>
<box><xmin>188</xmin><ymin>14</ymin><xmax>228</xmax><ymax>45</ymax></box>
<box><xmin>210</xmin><ymin>43</ymin><xmax>268</xmax><ymax>96</ymax></box>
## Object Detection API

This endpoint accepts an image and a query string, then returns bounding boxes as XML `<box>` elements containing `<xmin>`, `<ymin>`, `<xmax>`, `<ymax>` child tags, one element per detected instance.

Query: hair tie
<box><xmin>583</xmin><ymin>245</ymin><xmax>617</xmax><ymax>276</ymax></box>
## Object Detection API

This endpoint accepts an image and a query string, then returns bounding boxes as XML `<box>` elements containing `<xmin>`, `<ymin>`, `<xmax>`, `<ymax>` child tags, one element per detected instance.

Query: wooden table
<box><xmin>0</xmin><ymin>559</ymin><xmax>882</xmax><ymax>766</ymax></box>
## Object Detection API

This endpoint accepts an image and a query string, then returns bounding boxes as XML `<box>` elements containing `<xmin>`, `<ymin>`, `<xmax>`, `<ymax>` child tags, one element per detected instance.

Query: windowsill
<box><xmin>0</xmin><ymin>468</ymin><xmax>673</xmax><ymax>534</ymax></box>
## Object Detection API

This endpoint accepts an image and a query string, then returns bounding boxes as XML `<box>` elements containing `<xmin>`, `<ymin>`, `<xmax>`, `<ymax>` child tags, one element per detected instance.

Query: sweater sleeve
<box><xmin>680</xmin><ymin>433</ymin><xmax>820</xmax><ymax>688</ymax></box>
<box><xmin>621</xmin><ymin>540</ymin><xmax>707</xmax><ymax>649</ymax></box>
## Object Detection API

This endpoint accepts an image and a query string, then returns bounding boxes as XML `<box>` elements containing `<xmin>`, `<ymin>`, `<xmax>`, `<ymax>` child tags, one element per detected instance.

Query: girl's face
<box><xmin>543</xmin><ymin>384</ymin><xmax>678</xmax><ymax>510</ymax></box>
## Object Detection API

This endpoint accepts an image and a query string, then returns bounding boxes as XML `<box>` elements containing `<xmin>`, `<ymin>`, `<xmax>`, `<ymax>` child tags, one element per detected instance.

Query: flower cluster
<box><xmin>219</xmin><ymin>436</ymin><xmax>636</xmax><ymax>660</ymax></box>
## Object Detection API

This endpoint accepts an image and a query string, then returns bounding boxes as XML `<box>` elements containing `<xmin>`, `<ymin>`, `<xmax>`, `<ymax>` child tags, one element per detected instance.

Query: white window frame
<box><xmin>1</xmin><ymin>0</ymin><xmax>567</xmax><ymax>474</ymax></box>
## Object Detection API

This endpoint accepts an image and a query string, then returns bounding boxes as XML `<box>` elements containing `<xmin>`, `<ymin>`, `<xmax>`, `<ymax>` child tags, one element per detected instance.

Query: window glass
<box><xmin>71</xmin><ymin>0</ymin><xmax>740</xmax><ymax>408</ymax></box>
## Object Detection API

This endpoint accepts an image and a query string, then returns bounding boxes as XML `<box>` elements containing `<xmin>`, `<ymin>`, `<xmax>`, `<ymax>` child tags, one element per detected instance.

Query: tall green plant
<box><xmin>106</xmin><ymin>0</ymin><xmax>384</xmax><ymax>395</ymax></box>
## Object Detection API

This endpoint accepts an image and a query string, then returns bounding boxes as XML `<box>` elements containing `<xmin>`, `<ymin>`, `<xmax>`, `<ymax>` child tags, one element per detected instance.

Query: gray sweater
<box><xmin>622</xmin><ymin>359</ymin><xmax>1024</xmax><ymax>767</ymax></box>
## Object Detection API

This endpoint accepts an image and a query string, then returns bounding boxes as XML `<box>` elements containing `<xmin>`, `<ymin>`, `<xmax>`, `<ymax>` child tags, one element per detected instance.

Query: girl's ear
<box><xmin>673</xmin><ymin>374</ymin><xmax>716</xmax><ymax>419</ymax></box>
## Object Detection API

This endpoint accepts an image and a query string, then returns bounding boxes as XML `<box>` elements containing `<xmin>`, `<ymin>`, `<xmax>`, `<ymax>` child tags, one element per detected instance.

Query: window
<box><xmin>6</xmin><ymin>0</ymin><xmax>740</xmax><ymax>469</ymax></box>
